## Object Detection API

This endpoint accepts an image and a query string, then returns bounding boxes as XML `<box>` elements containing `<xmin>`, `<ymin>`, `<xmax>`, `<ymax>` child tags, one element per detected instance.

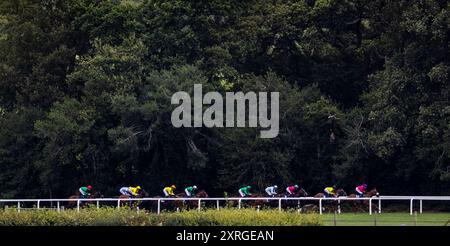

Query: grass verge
<box><xmin>320</xmin><ymin>212</ymin><xmax>450</xmax><ymax>226</ymax></box>
<box><xmin>0</xmin><ymin>208</ymin><xmax>322</xmax><ymax>226</ymax></box>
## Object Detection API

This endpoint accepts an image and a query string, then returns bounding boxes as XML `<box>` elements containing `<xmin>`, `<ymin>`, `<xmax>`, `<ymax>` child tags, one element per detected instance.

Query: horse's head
<box><xmin>90</xmin><ymin>191</ymin><xmax>103</xmax><ymax>198</ymax></box>
<box><xmin>138</xmin><ymin>189</ymin><xmax>149</xmax><ymax>197</ymax></box>
<box><xmin>369</xmin><ymin>188</ymin><xmax>379</xmax><ymax>197</ymax></box>
<box><xmin>336</xmin><ymin>188</ymin><xmax>347</xmax><ymax>197</ymax></box>
<box><xmin>196</xmin><ymin>190</ymin><xmax>209</xmax><ymax>198</ymax></box>
<box><xmin>296</xmin><ymin>188</ymin><xmax>308</xmax><ymax>197</ymax></box>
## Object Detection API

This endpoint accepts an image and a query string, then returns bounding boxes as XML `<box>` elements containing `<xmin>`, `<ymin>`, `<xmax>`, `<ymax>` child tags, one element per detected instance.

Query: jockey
<box><xmin>163</xmin><ymin>185</ymin><xmax>176</xmax><ymax>197</ymax></box>
<box><xmin>184</xmin><ymin>185</ymin><xmax>198</xmax><ymax>197</ymax></box>
<box><xmin>265</xmin><ymin>185</ymin><xmax>278</xmax><ymax>197</ymax></box>
<box><xmin>79</xmin><ymin>185</ymin><xmax>92</xmax><ymax>198</ymax></box>
<box><xmin>238</xmin><ymin>186</ymin><xmax>252</xmax><ymax>197</ymax></box>
<box><xmin>119</xmin><ymin>186</ymin><xmax>141</xmax><ymax>197</ymax></box>
<box><xmin>286</xmin><ymin>185</ymin><xmax>299</xmax><ymax>196</ymax></box>
<box><xmin>323</xmin><ymin>186</ymin><xmax>336</xmax><ymax>198</ymax></box>
<box><xmin>355</xmin><ymin>184</ymin><xmax>368</xmax><ymax>197</ymax></box>
<box><xmin>130</xmin><ymin>186</ymin><xmax>142</xmax><ymax>196</ymax></box>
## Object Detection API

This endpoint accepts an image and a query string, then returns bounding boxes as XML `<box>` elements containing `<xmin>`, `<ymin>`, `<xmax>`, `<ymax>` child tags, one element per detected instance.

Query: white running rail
<box><xmin>0</xmin><ymin>196</ymin><xmax>449</xmax><ymax>215</ymax></box>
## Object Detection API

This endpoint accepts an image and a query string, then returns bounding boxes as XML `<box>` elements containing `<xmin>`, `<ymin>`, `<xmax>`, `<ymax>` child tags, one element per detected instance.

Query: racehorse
<box><xmin>279</xmin><ymin>188</ymin><xmax>309</xmax><ymax>209</ymax></box>
<box><xmin>174</xmin><ymin>190</ymin><xmax>210</xmax><ymax>210</ymax></box>
<box><xmin>225</xmin><ymin>193</ymin><xmax>262</xmax><ymax>209</ymax></box>
<box><xmin>277</xmin><ymin>188</ymin><xmax>308</xmax><ymax>198</ymax></box>
<box><xmin>246</xmin><ymin>193</ymin><xmax>269</xmax><ymax>208</ymax></box>
<box><xmin>67</xmin><ymin>191</ymin><xmax>103</xmax><ymax>209</ymax></box>
<box><xmin>118</xmin><ymin>189</ymin><xmax>149</xmax><ymax>209</ymax></box>
<box><xmin>152</xmin><ymin>190</ymin><xmax>206</xmax><ymax>212</ymax></box>
<box><xmin>187</xmin><ymin>190</ymin><xmax>209</xmax><ymax>209</ymax></box>
<box><xmin>313</xmin><ymin>188</ymin><xmax>347</xmax><ymax>198</ymax></box>
<box><xmin>351</xmin><ymin>188</ymin><xmax>378</xmax><ymax>197</ymax></box>
<box><xmin>346</xmin><ymin>188</ymin><xmax>380</xmax><ymax>213</ymax></box>
<box><xmin>309</xmin><ymin>188</ymin><xmax>348</xmax><ymax>213</ymax></box>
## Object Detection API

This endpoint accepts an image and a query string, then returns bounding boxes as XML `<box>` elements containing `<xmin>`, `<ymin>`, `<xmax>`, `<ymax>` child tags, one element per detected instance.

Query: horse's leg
<box><xmin>372</xmin><ymin>204</ymin><xmax>379</xmax><ymax>213</ymax></box>
<box><xmin>358</xmin><ymin>201</ymin><xmax>367</xmax><ymax>213</ymax></box>
<box><xmin>333</xmin><ymin>201</ymin><xmax>339</xmax><ymax>213</ymax></box>
<box><xmin>351</xmin><ymin>201</ymin><xmax>358</xmax><ymax>213</ymax></box>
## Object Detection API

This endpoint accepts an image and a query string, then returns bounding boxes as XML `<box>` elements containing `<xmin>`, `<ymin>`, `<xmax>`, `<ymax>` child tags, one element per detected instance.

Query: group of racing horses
<box><xmin>67</xmin><ymin>187</ymin><xmax>380</xmax><ymax>213</ymax></box>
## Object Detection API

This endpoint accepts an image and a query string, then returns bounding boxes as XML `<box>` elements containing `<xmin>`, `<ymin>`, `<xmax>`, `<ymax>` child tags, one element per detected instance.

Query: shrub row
<box><xmin>0</xmin><ymin>208</ymin><xmax>322</xmax><ymax>226</ymax></box>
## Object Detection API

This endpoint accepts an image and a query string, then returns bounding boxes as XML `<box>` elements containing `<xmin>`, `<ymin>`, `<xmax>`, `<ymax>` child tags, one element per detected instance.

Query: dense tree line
<box><xmin>0</xmin><ymin>0</ymin><xmax>448</xmax><ymax>198</ymax></box>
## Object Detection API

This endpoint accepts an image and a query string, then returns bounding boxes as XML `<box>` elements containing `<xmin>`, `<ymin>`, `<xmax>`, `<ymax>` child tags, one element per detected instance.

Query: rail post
<box><xmin>77</xmin><ymin>200</ymin><xmax>80</xmax><ymax>213</ymax></box>
<box><xmin>96</xmin><ymin>201</ymin><xmax>100</xmax><ymax>209</ymax></box>
<box><xmin>419</xmin><ymin>200</ymin><xmax>423</xmax><ymax>214</ymax></box>
<box><xmin>37</xmin><ymin>200</ymin><xmax>40</xmax><ymax>210</ymax></box>
<box><xmin>410</xmin><ymin>198</ymin><xmax>414</xmax><ymax>215</ymax></box>
<box><xmin>338</xmin><ymin>199</ymin><xmax>341</xmax><ymax>214</ymax></box>
<box><xmin>117</xmin><ymin>199</ymin><xmax>121</xmax><ymax>210</ymax></box>
<box><xmin>197</xmin><ymin>198</ymin><xmax>202</xmax><ymax>211</ymax></box>
<box><xmin>378</xmin><ymin>198</ymin><xmax>382</xmax><ymax>214</ymax></box>
<box><xmin>238</xmin><ymin>199</ymin><xmax>241</xmax><ymax>209</ymax></box>
<box><xmin>369</xmin><ymin>198</ymin><xmax>372</xmax><ymax>215</ymax></box>
<box><xmin>17</xmin><ymin>202</ymin><xmax>20</xmax><ymax>213</ymax></box>
<box><xmin>57</xmin><ymin>201</ymin><xmax>60</xmax><ymax>212</ymax></box>
<box><xmin>319</xmin><ymin>198</ymin><xmax>323</xmax><ymax>215</ymax></box>
<box><xmin>157</xmin><ymin>199</ymin><xmax>161</xmax><ymax>215</ymax></box>
<box><xmin>278</xmin><ymin>198</ymin><xmax>282</xmax><ymax>211</ymax></box>
<box><xmin>216</xmin><ymin>200</ymin><xmax>220</xmax><ymax>210</ymax></box>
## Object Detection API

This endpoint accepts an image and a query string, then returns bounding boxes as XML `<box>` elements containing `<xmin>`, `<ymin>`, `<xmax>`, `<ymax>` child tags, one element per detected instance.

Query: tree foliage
<box><xmin>0</xmin><ymin>0</ymin><xmax>448</xmax><ymax>197</ymax></box>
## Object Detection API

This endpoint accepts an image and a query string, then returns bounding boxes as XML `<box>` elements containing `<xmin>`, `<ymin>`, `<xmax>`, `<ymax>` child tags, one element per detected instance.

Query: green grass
<box><xmin>321</xmin><ymin>212</ymin><xmax>450</xmax><ymax>226</ymax></box>
<box><xmin>0</xmin><ymin>207</ymin><xmax>448</xmax><ymax>226</ymax></box>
